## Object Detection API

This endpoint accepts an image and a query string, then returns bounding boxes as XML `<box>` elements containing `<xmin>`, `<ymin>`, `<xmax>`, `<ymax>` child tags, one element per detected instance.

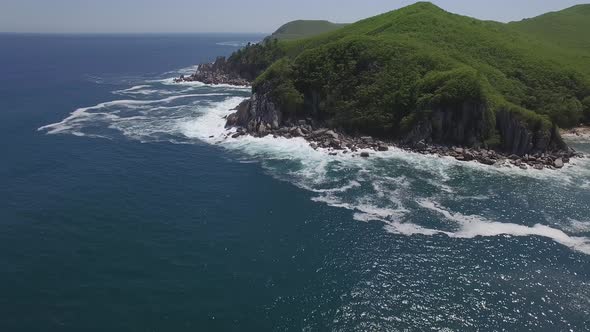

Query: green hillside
<box><xmin>509</xmin><ymin>4</ymin><xmax>590</xmax><ymax>53</ymax></box>
<box><xmin>269</xmin><ymin>20</ymin><xmax>348</xmax><ymax>40</ymax></box>
<box><xmin>228</xmin><ymin>2</ymin><xmax>590</xmax><ymax>150</ymax></box>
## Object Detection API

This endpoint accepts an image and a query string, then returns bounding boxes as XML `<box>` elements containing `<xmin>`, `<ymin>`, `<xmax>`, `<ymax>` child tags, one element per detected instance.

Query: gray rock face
<box><xmin>325</xmin><ymin>130</ymin><xmax>339</xmax><ymax>140</ymax></box>
<box><xmin>222</xmin><ymin>84</ymin><xmax>574</xmax><ymax>170</ymax></box>
<box><xmin>174</xmin><ymin>56</ymin><xmax>251</xmax><ymax>86</ymax></box>
<box><xmin>404</xmin><ymin>101</ymin><xmax>570</xmax><ymax>157</ymax></box>
<box><xmin>404</xmin><ymin>101</ymin><xmax>488</xmax><ymax>147</ymax></box>
<box><xmin>224</xmin><ymin>83</ymin><xmax>282</xmax><ymax>135</ymax></box>
<box><xmin>495</xmin><ymin>109</ymin><xmax>567</xmax><ymax>156</ymax></box>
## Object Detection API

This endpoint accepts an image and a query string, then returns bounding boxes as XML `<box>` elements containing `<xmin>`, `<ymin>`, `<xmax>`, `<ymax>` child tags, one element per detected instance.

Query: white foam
<box><xmin>38</xmin><ymin>93</ymin><xmax>228</xmax><ymax>135</ymax></box>
<box><xmin>564</xmin><ymin>218</ymin><xmax>590</xmax><ymax>233</ymax></box>
<box><xmin>157</xmin><ymin>77</ymin><xmax>251</xmax><ymax>90</ymax></box>
<box><xmin>163</xmin><ymin>64</ymin><xmax>200</xmax><ymax>76</ymax></box>
<box><xmin>216</xmin><ymin>41</ymin><xmax>258</xmax><ymax>47</ymax></box>
<box><xmin>417</xmin><ymin>199</ymin><xmax>590</xmax><ymax>255</ymax></box>
<box><xmin>38</xmin><ymin>68</ymin><xmax>590</xmax><ymax>256</ymax></box>
<box><xmin>312</xmin><ymin>195</ymin><xmax>409</xmax><ymax>221</ymax></box>
<box><xmin>113</xmin><ymin>85</ymin><xmax>162</xmax><ymax>96</ymax></box>
<box><xmin>116</xmin><ymin>85</ymin><xmax>151</xmax><ymax>93</ymax></box>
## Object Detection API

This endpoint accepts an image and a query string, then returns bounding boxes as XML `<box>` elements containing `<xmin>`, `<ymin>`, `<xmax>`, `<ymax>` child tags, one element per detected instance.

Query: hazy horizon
<box><xmin>1</xmin><ymin>0</ymin><xmax>588</xmax><ymax>34</ymax></box>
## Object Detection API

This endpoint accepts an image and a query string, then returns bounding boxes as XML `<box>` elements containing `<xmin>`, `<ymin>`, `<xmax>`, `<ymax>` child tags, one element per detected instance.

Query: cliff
<box><xmin>178</xmin><ymin>2</ymin><xmax>590</xmax><ymax>166</ymax></box>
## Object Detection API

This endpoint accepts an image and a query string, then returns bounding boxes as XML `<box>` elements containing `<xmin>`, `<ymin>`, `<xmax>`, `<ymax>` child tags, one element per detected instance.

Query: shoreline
<box><xmin>223</xmin><ymin>121</ymin><xmax>582</xmax><ymax>170</ymax></box>
<box><xmin>173</xmin><ymin>70</ymin><xmax>582</xmax><ymax>170</ymax></box>
<box><xmin>561</xmin><ymin>126</ymin><xmax>590</xmax><ymax>139</ymax></box>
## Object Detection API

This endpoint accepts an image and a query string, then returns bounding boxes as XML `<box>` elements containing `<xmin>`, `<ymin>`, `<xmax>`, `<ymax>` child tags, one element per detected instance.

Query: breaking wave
<box><xmin>38</xmin><ymin>67</ymin><xmax>590</xmax><ymax>255</ymax></box>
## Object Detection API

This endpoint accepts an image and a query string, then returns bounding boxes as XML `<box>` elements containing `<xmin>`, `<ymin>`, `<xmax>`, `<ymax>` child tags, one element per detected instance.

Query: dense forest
<box><xmin>225</xmin><ymin>2</ymin><xmax>590</xmax><ymax>149</ymax></box>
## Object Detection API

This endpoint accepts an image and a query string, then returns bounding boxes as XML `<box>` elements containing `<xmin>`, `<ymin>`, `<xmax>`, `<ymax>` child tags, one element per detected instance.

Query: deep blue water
<box><xmin>1</xmin><ymin>34</ymin><xmax>590</xmax><ymax>331</ymax></box>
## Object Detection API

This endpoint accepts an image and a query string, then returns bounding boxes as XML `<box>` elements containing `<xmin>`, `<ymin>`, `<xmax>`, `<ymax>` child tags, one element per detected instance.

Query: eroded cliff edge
<box><xmin>174</xmin><ymin>1</ymin><xmax>590</xmax><ymax>169</ymax></box>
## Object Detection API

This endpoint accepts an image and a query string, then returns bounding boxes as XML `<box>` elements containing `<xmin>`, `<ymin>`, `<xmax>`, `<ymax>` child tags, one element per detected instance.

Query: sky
<box><xmin>1</xmin><ymin>0</ymin><xmax>588</xmax><ymax>33</ymax></box>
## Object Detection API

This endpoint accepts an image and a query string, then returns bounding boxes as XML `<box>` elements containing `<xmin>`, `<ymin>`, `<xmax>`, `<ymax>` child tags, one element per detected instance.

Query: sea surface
<box><xmin>1</xmin><ymin>34</ymin><xmax>590</xmax><ymax>331</ymax></box>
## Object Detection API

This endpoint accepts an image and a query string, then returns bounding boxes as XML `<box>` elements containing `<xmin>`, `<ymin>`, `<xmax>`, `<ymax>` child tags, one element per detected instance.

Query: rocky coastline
<box><xmin>561</xmin><ymin>126</ymin><xmax>590</xmax><ymax>139</ymax></box>
<box><xmin>225</xmin><ymin>110</ymin><xmax>578</xmax><ymax>170</ymax></box>
<box><xmin>176</xmin><ymin>64</ymin><xmax>581</xmax><ymax>170</ymax></box>
<box><xmin>174</xmin><ymin>56</ymin><xmax>250</xmax><ymax>86</ymax></box>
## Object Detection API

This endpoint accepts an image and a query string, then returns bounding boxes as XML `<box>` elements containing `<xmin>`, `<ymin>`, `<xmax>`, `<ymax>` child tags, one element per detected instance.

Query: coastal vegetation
<box><xmin>186</xmin><ymin>2</ymin><xmax>590</xmax><ymax>155</ymax></box>
<box><xmin>268</xmin><ymin>20</ymin><xmax>348</xmax><ymax>40</ymax></box>
<box><xmin>245</xmin><ymin>3</ymin><xmax>590</xmax><ymax>140</ymax></box>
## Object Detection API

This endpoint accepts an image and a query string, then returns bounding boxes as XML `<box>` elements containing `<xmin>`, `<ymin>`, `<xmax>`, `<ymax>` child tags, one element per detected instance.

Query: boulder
<box><xmin>326</xmin><ymin>130</ymin><xmax>339</xmax><ymax>139</ymax></box>
<box><xmin>361</xmin><ymin>136</ymin><xmax>374</xmax><ymax>143</ymax></box>
<box><xmin>312</xmin><ymin>129</ymin><xmax>328</xmax><ymax>137</ymax></box>
<box><xmin>360</xmin><ymin>152</ymin><xmax>370</xmax><ymax>158</ymax></box>
<box><xmin>554</xmin><ymin>158</ymin><xmax>564</xmax><ymax>169</ymax></box>
<box><xmin>290</xmin><ymin>127</ymin><xmax>304</xmax><ymax>137</ymax></box>
<box><xmin>480</xmin><ymin>158</ymin><xmax>495</xmax><ymax>165</ymax></box>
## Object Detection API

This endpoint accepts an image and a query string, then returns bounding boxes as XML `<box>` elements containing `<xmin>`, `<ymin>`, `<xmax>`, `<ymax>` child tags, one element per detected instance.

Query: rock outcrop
<box><xmin>402</xmin><ymin>102</ymin><xmax>572</xmax><ymax>158</ymax></box>
<box><xmin>403</xmin><ymin>101</ymin><xmax>489</xmax><ymax>147</ymax></box>
<box><xmin>222</xmin><ymin>92</ymin><xmax>578</xmax><ymax>169</ymax></box>
<box><xmin>174</xmin><ymin>56</ymin><xmax>250</xmax><ymax>86</ymax></box>
<box><xmin>174</xmin><ymin>54</ymin><xmax>576</xmax><ymax>170</ymax></box>
<box><xmin>496</xmin><ymin>109</ymin><xmax>568</xmax><ymax>155</ymax></box>
<box><xmin>225</xmin><ymin>83</ymin><xmax>282</xmax><ymax>134</ymax></box>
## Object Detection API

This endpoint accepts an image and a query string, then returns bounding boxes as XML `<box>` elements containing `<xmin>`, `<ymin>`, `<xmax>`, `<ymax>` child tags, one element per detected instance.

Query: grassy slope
<box><xmin>269</xmin><ymin>20</ymin><xmax>348</xmax><ymax>40</ymax></box>
<box><xmin>509</xmin><ymin>4</ymin><xmax>590</xmax><ymax>54</ymax></box>
<box><xmin>243</xmin><ymin>2</ymin><xmax>590</xmax><ymax>138</ymax></box>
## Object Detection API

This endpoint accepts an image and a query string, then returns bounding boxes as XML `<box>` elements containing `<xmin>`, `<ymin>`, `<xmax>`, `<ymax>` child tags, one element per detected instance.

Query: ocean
<box><xmin>1</xmin><ymin>33</ymin><xmax>589</xmax><ymax>331</ymax></box>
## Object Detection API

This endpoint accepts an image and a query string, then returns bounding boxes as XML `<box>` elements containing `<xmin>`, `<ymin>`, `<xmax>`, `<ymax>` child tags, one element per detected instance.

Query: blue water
<box><xmin>2</xmin><ymin>34</ymin><xmax>590</xmax><ymax>331</ymax></box>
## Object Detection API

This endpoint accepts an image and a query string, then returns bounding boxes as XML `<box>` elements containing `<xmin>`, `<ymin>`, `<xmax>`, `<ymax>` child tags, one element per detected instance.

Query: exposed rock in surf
<box><xmin>174</xmin><ymin>56</ymin><xmax>251</xmax><ymax>86</ymax></box>
<box><xmin>222</xmin><ymin>99</ymin><xmax>579</xmax><ymax>170</ymax></box>
<box><xmin>180</xmin><ymin>58</ymin><xmax>579</xmax><ymax>170</ymax></box>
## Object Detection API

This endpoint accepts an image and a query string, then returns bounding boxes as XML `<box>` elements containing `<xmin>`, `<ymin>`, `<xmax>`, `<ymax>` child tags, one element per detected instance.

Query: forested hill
<box><xmin>217</xmin><ymin>2</ymin><xmax>590</xmax><ymax>155</ymax></box>
<box><xmin>268</xmin><ymin>20</ymin><xmax>348</xmax><ymax>40</ymax></box>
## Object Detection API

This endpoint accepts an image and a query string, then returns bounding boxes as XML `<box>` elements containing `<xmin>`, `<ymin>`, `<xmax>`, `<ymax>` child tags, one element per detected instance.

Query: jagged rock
<box><xmin>326</xmin><ymin>130</ymin><xmax>339</xmax><ymax>139</ymax></box>
<box><xmin>480</xmin><ymin>158</ymin><xmax>495</xmax><ymax>165</ymax></box>
<box><xmin>290</xmin><ymin>127</ymin><xmax>304</xmax><ymax>137</ymax></box>
<box><xmin>220</xmin><ymin>81</ymin><xmax>574</xmax><ymax>170</ymax></box>
<box><xmin>312</xmin><ymin>129</ymin><xmax>328</xmax><ymax>137</ymax></box>
<box><xmin>330</xmin><ymin>139</ymin><xmax>343</xmax><ymax>149</ymax></box>
<box><xmin>416</xmin><ymin>140</ymin><xmax>428</xmax><ymax>150</ymax></box>
<box><xmin>361</xmin><ymin>136</ymin><xmax>374</xmax><ymax>143</ymax></box>
<box><xmin>174</xmin><ymin>57</ymin><xmax>251</xmax><ymax>86</ymax></box>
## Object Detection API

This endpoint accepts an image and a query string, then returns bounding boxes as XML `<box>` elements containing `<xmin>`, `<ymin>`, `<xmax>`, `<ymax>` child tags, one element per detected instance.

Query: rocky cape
<box><xmin>174</xmin><ymin>56</ymin><xmax>250</xmax><ymax>86</ymax></box>
<box><xmin>177</xmin><ymin>60</ymin><xmax>580</xmax><ymax>170</ymax></box>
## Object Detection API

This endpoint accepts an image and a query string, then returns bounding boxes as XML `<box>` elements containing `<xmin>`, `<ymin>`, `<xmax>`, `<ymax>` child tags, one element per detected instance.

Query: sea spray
<box><xmin>38</xmin><ymin>70</ymin><xmax>590</xmax><ymax>255</ymax></box>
